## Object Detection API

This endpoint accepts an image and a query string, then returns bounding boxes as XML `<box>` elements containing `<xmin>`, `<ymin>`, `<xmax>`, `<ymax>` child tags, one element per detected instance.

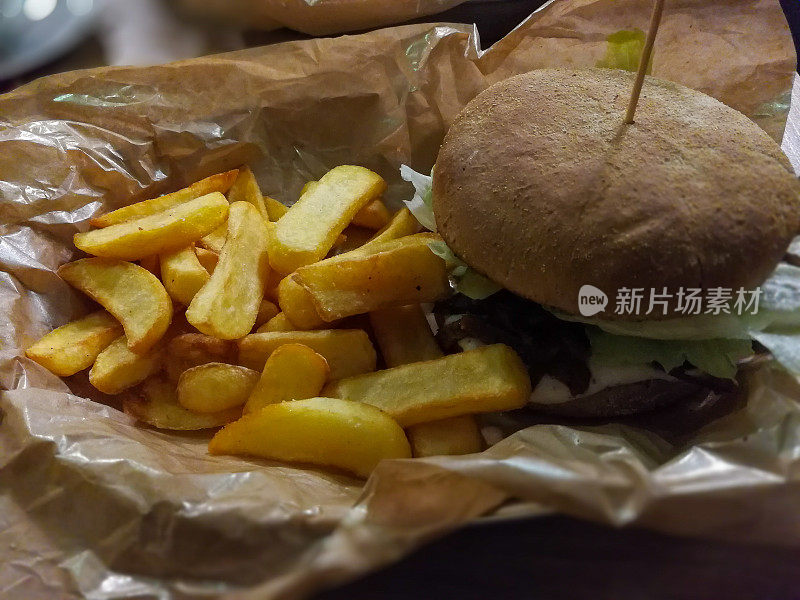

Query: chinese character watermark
<box><xmin>578</xmin><ymin>285</ymin><xmax>761</xmax><ymax>317</ymax></box>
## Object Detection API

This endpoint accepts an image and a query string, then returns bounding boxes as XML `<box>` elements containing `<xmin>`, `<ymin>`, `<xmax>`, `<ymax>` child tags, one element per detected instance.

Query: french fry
<box><xmin>90</xmin><ymin>169</ymin><xmax>238</xmax><ymax>227</ymax></box>
<box><xmin>300</xmin><ymin>180</ymin><xmax>318</xmax><ymax>196</ymax></box>
<box><xmin>352</xmin><ymin>199</ymin><xmax>391</xmax><ymax>230</ymax></box>
<box><xmin>165</xmin><ymin>333</ymin><xmax>236</xmax><ymax>382</ymax></box>
<box><xmin>363</xmin><ymin>207</ymin><xmax>419</xmax><ymax>248</ymax></box>
<box><xmin>160</xmin><ymin>246</ymin><xmax>210</xmax><ymax>306</ymax></box>
<box><xmin>407</xmin><ymin>416</ymin><xmax>483</xmax><ymax>457</ymax></box>
<box><xmin>177</xmin><ymin>363</ymin><xmax>259</xmax><ymax>413</ymax></box>
<box><xmin>138</xmin><ymin>255</ymin><xmax>160</xmax><ymax>277</ymax></box>
<box><xmin>198</xmin><ymin>224</ymin><xmax>227</xmax><ymax>254</ymax></box>
<box><xmin>186</xmin><ymin>202</ymin><xmax>271</xmax><ymax>339</ymax></box>
<box><xmin>270</xmin><ymin>166</ymin><xmax>386</xmax><ymax>273</ymax></box>
<box><xmin>292</xmin><ymin>233</ymin><xmax>449</xmax><ymax>322</ymax></box>
<box><xmin>264</xmin><ymin>270</ymin><xmax>284</xmax><ymax>303</ymax></box>
<box><xmin>75</xmin><ymin>193</ymin><xmax>229</xmax><ymax>260</ymax></box>
<box><xmin>58</xmin><ymin>258</ymin><xmax>172</xmax><ymax>353</ymax></box>
<box><xmin>25</xmin><ymin>311</ymin><xmax>122</xmax><ymax>376</ymax></box>
<box><xmin>245</xmin><ymin>343</ymin><xmax>329</xmax><ymax>413</ymax></box>
<box><xmin>208</xmin><ymin>397</ymin><xmax>411</xmax><ymax>478</ymax></box>
<box><xmin>238</xmin><ymin>330</ymin><xmax>376</xmax><ymax>379</ymax></box>
<box><xmin>194</xmin><ymin>247</ymin><xmax>219</xmax><ymax>273</ymax></box>
<box><xmin>330</xmin><ymin>226</ymin><xmax>373</xmax><ymax>255</ymax></box>
<box><xmin>124</xmin><ymin>378</ymin><xmax>240</xmax><ymax>430</ymax></box>
<box><xmin>89</xmin><ymin>334</ymin><xmax>163</xmax><ymax>394</ymax></box>
<box><xmin>264</xmin><ymin>196</ymin><xmax>288</xmax><ymax>221</ymax></box>
<box><xmin>257</xmin><ymin>312</ymin><xmax>295</xmax><ymax>333</ymax></box>
<box><xmin>323</xmin><ymin>344</ymin><xmax>531</xmax><ymax>427</ymax></box>
<box><xmin>369</xmin><ymin>304</ymin><xmax>442</xmax><ymax>367</ymax></box>
<box><xmin>254</xmin><ymin>300</ymin><xmax>280</xmax><ymax>328</ymax></box>
<box><xmin>227</xmin><ymin>166</ymin><xmax>269</xmax><ymax>222</ymax></box>
<box><xmin>277</xmin><ymin>275</ymin><xmax>325</xmax><ymax>329</ymax></box>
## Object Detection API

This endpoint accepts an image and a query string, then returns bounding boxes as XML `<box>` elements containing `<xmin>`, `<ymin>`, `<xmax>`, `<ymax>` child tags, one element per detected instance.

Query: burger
<box><xmin>401</xmin><ymin>68</ymin><xmax>800</xmax><ymax>430</ymax></box>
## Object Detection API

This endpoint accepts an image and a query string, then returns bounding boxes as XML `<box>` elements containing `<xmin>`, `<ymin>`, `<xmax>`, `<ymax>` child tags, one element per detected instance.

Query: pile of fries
<box><xmin>26</xmin><ymin>166</ymin><xmax>532</xmax><ymax>478</ymax></box>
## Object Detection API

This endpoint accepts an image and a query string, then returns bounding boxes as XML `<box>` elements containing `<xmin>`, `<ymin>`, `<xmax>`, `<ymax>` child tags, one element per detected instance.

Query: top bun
<box><xmin>432</xmin><ymin>68</ymin><xmax>800</xmax><ymax>320</ymax></box>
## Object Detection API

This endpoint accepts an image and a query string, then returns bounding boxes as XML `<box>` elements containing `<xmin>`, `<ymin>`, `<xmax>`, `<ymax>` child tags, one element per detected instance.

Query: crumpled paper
<box><xmin>171</xmin><ymin>0</ymin><xmax>468</xmax><ymax>35</ymax></box>
<box><xmin>0</xmin><ymin>1</ymin><xmax>797</xmax><ymax>598</ymax></box>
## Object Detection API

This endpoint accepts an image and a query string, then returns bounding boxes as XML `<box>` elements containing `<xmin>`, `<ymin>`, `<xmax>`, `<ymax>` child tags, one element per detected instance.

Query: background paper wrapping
<box><xmin>0</xmin><ymin>1</ymin><xmax>797</xmax><ymax>598</ymax></box>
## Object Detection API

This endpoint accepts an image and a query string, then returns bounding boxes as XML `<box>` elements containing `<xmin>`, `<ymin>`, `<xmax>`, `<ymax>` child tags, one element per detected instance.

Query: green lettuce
<box><xmin>588</xmin><ymin>329</ymin><xmax>753</xmax><ymax>379</ymax></box>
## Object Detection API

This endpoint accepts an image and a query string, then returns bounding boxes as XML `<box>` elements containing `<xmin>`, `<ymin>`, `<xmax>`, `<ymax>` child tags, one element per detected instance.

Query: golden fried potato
<box><xmin>292</xmin><ymin>233</ymin><xmax>448</xmax><ymax>322</ymax></box>
<box><xmin>90</xmin><ymin>169</ymin><xmax>238</xmax><ymax>227</ymax></box>
<box><xmin>209</xmin><ymin>397</ymin><xmax>410</xmax><ymax>478</ymax></box>
<box><xmin>124</xmin><ymin>378</ymin><xmax>240</xmax><ymax>430</ymax></box>
<box><xmin>245</xmin><ymin>343</ymin><xmax>329</xmax><ymax>413</ymax></box>
<box><xmin>330</xmin><ymin>226</ymin><xmax>373</xmax><ymax>255</ymax></box>
<box><xmin>74</xmin><ymin>193</ymin><xmax>229</xmax><ymax>260</ymax></box>
<box><xmin>165</xmin><ymin>333</ymin><xmax>236</xmax><ymax>382</ymax></box>
<box><xmin>58</xmin><ymin>258</ymin><xmax>172</xmax><ymax>353</ymax></box>
<box><xmin>186</xmin><ymin>202</ymin><xmax>271</xmax><ymax>339</ymax></box>
<box><xmin>238</xmin><ymin>329</ymin><xmax>375</xmax><ymax>379</ymax></box>
<box><xmin>363</xmin><ymin>207</ymin><xmax>419</xmax><ymax>248</ymax></box>
<box><xmin>352</xmin><ymin>198</ymin><xmax>390</xmax><ymax>230</ymax></box>
<box><xmin>193</xmin><ymin>247</ymin><xmax>219</xmax><ymax>273</ymax></box>
<box><xmin>257</xmin><ymin>312</ymin><xmax>295</xmax><ymax>333</ymax></box>
<box><xmin>407</xmin><ymin>416</ymin><xmax>483</xmax><ymax>457</ymax></box>
<box><xmin>198</xmin><ymin>223</ymin><xmax>227</xmax><ymax>253</ymax></box>
<box><xmin>270</xmin><ymin>166</ymin><xmax>386</xmax><ymax>273</ymax></box>
<box><xmin>369</xmin><ymin>304</ymin><xmax>442</xmax><ymax>368</ymax></box>
<box><xmin>254</xmin><ymin>300</ymin><xmax>280</xmax><ymax>328</ymax></box>
<box><xmin>277</xmin><ymin>275</ymin><xmax>325</xmax><ymax>329</ymax></box>
<box><xmin>227</xmin><ymin>165</ymin><xmax>269</xmax><ymax>221</ymax></box>
<box><xmin>264</xmin><ymin>196</ymin><xmax>288</xmax><ymax>221</ymax></box>
<box><xmin>138</xmin><ymin>255</ymin><xmax>161</xmax><ymax>277</ymax></box>
<box><xmin>25</xmin><ymin>311</ymin><xmax>122</xmax><ymax>376</ymax></box>
<box><xmin>160</xmin><ymin>246</ymin><xmax>210</xmax><ymax>306</ymax></box>
<box><xmin>323</xmin><ymin>344</ymin><xmax>531</xmax><ymax>426</ymax></box>
<box><xmin>89</xmin><ymin>334</ymin><xmax>163</xmax><ymax>394</ymax></box>
<box><xmin>178</xmin><ymin>363</ymin><xmax>259</xmax><ymax>413</ymax></box>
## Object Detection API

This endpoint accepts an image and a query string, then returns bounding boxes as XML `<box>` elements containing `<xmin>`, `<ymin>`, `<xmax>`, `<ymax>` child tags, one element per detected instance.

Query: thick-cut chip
<box><xmin>300</xmin><ymin>180</ymin><xmax>319</xmax><ymax>196</ymax></box>
<box><xmin>209</xmin><ymin>397</ymin><xmax>410</xmax><ymax>478</ymax></box>
<box><xmin>257</xmin><ymin>312</ymin><xmax>295</xmax><ymax>333</ymax></box>
<box><xmin>165</xmin><ymin>333</ymin><xmax>236</xmax><ymax>382</ymax></box>
<box><xmin>277</xmin><ymin>275</ymin><xmax>325</xmax><ymax>329</ymax></box>
<box><xmin>90</xmin><ymin>169</ymin><xmax>238</xmax><ymax>227</ymax></box>
<box><xmin>254</xmin><ymin>300</ymin><xmax>279</xmax><ymax>328</ymax></box>
<box><xmin>407</xmin><ymin>416</ymin><xmax>483</xmax><ymax>457</ymax></box>
<box><xmin>363</xmin><ymin>207</ymin><xmax>419</xmax><ymax>249</ymax></box>
<box><xmin>292</xmin><ymin>234</ymin><xmax>449</xmax><ymax>322</ymax></box>
<box><xmin>245</xmin><ymin>343</ymin><xmax>329</xmax><ymax>413</ymax></box>
<box><xmin>58</xmin><ymin>258</ymin><xmax>172</xmax><ymax>353</ymax></box>
<box><xmin>160</xmin><ymin>246</ymin><xmax>210</xmax><ymax>306</ymax></box>
<box><xmin>269</xmin><ymin>166</ymin><xmax>386</xmax><ymax>273</ymax></box>
<box><xmin>138</xmin><ymin>255</ymin><xmax>160</xmax><ymax>277</ymax></box>
<box><xmin>198</xmin><ymin>224</ymin><xmax>227</xmax><ymax>253</ymax></box>
<box><xmin>352</xmin><ymin>199</ymin><xmax>391</xmax><ymax>230</ymax></box>
<box><xmin>25</xmin><ymin>311</ymin><xmax>122</xmax><ymax>376</ymax></box>
<box><xmin>330</xmin><ymin>226</ymin><xmax>373</xmax><ymax>255</ymax></box>
<box><xmin>178</xmin><ymin>363</ymin><xmax>259</xmax><ymax>413</ymax></box>
<box><xmin>74</xmin><ymin>193</ymin><xmax>229</xmax><ymax>260</ymax></box>
<box><xmin>264</xmin><ymin>196</ymin><xmax>288</xmax><ymax>221</ymax></box>
<box><xmin>323</xmin><ymin>344</ymin><xmax>531</xmax><ymax>427</ymax></box>
<box><xmin>194</xmin><ymin>247</ymin><xmax>219</xmax><ymax>273</ymax></box>
<box><xmin>124</xmin><ymin>378</ymin><xmax>240</xmax><ymax>430</ymax></box>
<box><xmin>89</xmin><ymin>334</ymin><xmax>163</xmax><ymax>394</ymax></box>
<box><xmin>227</xmin><ymin>166</ymin><xmax>269</xmax><ymax>222</ymax></box>
<box><xmin>264</xmin><ymin>270</ymin><xmax>284</xmax><ymax>303</ymax></box>
<box><xmin>238</xmin><ymin>330</ymin><xmax>375</xmax><ymax>379</ymax></box>
<box><xmin>186</xmin><ymin>201</ymin><xmax>271</xmax><ymax>339</ymax></box>
<box><xmin>369</xmin><ymin>304</ymin><xmax>442</xmax><ymax>367</ymax></box>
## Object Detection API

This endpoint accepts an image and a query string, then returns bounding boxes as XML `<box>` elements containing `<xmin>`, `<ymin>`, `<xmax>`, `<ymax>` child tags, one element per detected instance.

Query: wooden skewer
<box><xmin>625</xmin><ymin>0</ymin><xmax>667</xmax><ymax>124</ymax></box>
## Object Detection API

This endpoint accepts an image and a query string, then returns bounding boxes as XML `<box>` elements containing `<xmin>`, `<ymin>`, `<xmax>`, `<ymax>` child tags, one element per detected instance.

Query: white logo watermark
<box><xmin>578</xmin><ymin>286</ymin><xmax>762</xmax><ymax>317</ymax></box>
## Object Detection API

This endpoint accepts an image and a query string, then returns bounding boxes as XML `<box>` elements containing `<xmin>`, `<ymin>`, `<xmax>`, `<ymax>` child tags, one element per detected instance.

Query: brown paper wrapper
<box><xmin>0</xmin><ymin>1</ymin><xmax>797</xmax><ymax>598</ymax></box>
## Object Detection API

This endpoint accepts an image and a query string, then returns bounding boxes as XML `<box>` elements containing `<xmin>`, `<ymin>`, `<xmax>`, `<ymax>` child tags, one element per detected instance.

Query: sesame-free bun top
<box><xmin>432</xmin><ymin>68</ymin><xmax>800</xmax><ymax>320</ymax></box>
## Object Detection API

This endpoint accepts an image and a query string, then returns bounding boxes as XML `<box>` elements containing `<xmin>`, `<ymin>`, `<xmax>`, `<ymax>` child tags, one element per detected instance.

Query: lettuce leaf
<box><xmin>399</xmin><ymin>165</ymin><xmax>437</xmax><ymax>232</ymax></box>
<box><xmin>588</xmin><ymin>329</ymin><xmax>753</xmax><ymax>379</ymax></box>
<box><xmin>428</xmin><ymin>239</ymin><xmax>501</xmax><ymax>300</ymax></box>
